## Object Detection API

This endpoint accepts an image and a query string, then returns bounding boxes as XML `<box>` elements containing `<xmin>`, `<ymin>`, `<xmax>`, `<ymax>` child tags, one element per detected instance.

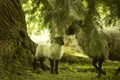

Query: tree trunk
<box><xmin>0</xmin><ymin>0</ymin><xmax>35</xmax><ymax>79</ymax></box>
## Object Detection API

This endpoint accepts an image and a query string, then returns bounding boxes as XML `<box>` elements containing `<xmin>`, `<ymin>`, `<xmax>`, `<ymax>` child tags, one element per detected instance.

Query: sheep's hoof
<box><xmin>55</xmin><ymin>71</ymin><xmax>58</xmax><ymax>74</ymax></box>
<box><xmin>41</xmin><ymin>66</ymin><xmax>46</xmax><ymax>71</ymax></box>
<box><xmin>33</xmin><ymin>69</ymin><xmax>42</xmax><ymax>73</ymax></box>
<box><xmin>115</xmin><ymin>71</ymin><xmax>119</xmax><ymax>75</ymax></box>
<box><xmin>42</xmin><ymin>68</ymin><xmax>46</xmax><ymax>71</ymax></box>
<box><xmin>101</xmin><ymin>70</ymin><xmax>106</xmax><ymax>75</ymax></box>
<box><xmin>50</xmin><ymin>71</ymin><xmax>54</xmax><ymax>74</ymax></box>
<box><xmin>97</xmin><ymin>74</ymin><xmax>101</xmax><ymax>78</ymax></box>
<box><xmin>115</xmin><ymin>68</ymin><xmax>120</xmax><ymax>75</ymax></box>
<box><xmin>51</xmin><ymin>73</ymin><xmax>54</xmax><ymax>74</ymax></box>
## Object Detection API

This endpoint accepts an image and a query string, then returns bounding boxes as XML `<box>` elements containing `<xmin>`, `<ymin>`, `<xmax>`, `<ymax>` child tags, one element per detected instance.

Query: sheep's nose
<box><xmin>66</xmin><ymin>29</ymin><xmax>75</xmax><ymax>35</ymax></box>
<box><xmin>66</xmin><ymin>29</ymin><xmax>70</xmax><ymax>35</ymax></box>
<box><xmin>62</xmin><ymin>42</ymin><xmax>64</xmax><ymax>45</ymax></box>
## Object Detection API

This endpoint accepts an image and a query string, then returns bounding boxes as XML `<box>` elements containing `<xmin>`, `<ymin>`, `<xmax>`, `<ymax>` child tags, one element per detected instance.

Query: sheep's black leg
<box><xmin>97</xmin><ymin>59</ymin><xmax>102</xmax><ymax>78</ymax></box>
<box><xmin>100</xmin><ymin>61</ymin><xmax>106</xmax><ymax>75</ymax></box>
<box><xmin>99</xmin><ymin>57</ymin><xmax>106</xmax><ymax>75</ymax></box>
<box><xmin>92</xmin><ymin>57</ymin><xmax>106</xmax><ymax>78</ymax></box>
<box><xmin>40</xmin><ymin>57</ymin><xmax>46</xmax><ymax>71</ymax></box>
<box><xmin>49</xmin><ymin>59</ymin><xmax>54</xmax><ymax>74</ymax></box>
<box><xmin>97</xmin><ymin>58</ymin><xmax>106</xmax><ymax>78</ymax></box>
<box><xmin>92</xmin><ymin>57</ymin><xmax>101</xmax><ymax>78</ymax></box>
<box><xmin>33</xmin><ymin>58</ymin><xmax>37</xmax><ymax>70</ymax></box>
<box><xmin>92</xmin><ymin>57</ymin><xmax>99</xmax><ymax>70</ymax></box>
<box><xmin>115</xmin><ymin>67</ymin><xmax>120</xmax><ymax>75</ymax></box>
<box><xmin>55</xmin><ymin>60</ymin><xmax>59</xmax><ymax>74</ymax></box>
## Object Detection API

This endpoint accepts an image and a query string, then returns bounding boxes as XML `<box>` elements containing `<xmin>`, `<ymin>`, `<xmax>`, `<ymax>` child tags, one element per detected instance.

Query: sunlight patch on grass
<box><xmin>64</xmin><ymin>46</ymin><xmax>88</xmax><ymax>58</ymax></box>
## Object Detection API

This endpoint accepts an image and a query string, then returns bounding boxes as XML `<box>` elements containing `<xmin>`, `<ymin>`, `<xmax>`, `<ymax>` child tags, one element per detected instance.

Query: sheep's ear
<box><xmin>54</xmin><ymin>37</ymin><xmax>57</xmax><ymax>40</ymax></box>
<box><xmin>52</xmin><ymin>37</ymin><xmax>57</xmax><ymax>42</ymax></box>
<box><xmin>53</xmin><ymin>37</ymin><xmax>56</xmax><ymax>39</ymax></box>
<box><xmin>78</xmin><ymin>20</ymin><xmax>84</xmax><ymax>27</ymax></box>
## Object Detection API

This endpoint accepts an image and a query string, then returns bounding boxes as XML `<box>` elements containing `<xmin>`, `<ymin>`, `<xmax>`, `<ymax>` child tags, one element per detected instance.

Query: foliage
<box><xmin>21</xmin><ymin>0</ymin><xmax>120</xmax><ymax>38</ymax></box>
<box><xmin>20</xmin><ymin>0</ymin><xmax>28</xmax><ymax>4</ymax></box>
<box><xmin>22</xmin><ymin>0</ymin><xmax>43</xmax><ymax>35</ymax></box>
<box><xmin>21</xmin><ymin>0</ymin><xmax>86</xmax><ymax>36</ymax></box>
<box><xmin>97</xmin><ymin>0</ymin><xmax>120</xmax><ymax>26</ymax></box>
<box><xmin>31</xmin><ymin>0</ymin><xmax>86</xmax><ymax>37</ymax></box>
<box><xmin>32</xmin><ymin>0</ymin><xmax>120</xmax><ymax>26</ymax></box>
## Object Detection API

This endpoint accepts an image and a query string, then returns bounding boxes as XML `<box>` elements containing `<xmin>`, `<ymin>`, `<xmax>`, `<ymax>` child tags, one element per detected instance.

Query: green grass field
<box><xmin>1</xmin><ymin>46</ymin><xmax>120</xmax><ymax>80</ymax></box>
<box><xmin>25</xmin><ymin>46</ymin><xmax>120</xmax><ymax>80</ymax></box>
<box><xmin>27</xmin><ymin>61</ymin><xmax>120</xmax><ymax>80</ymax></box>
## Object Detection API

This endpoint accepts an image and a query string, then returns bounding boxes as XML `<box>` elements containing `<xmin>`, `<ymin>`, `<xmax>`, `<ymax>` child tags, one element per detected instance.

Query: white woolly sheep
<box><xmin>33</xmin><ymin>36</ymin><xmax>64</xmax><ymax>74</ymax></box>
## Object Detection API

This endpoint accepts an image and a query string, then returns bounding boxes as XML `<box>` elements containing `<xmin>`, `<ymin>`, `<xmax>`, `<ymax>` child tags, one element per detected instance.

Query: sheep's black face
<box><xmin>66</xmin><ymin>25</ymin><xmax>76</xmax><ymax>35</ymax></box>
<box><xmin>66</xmin><ymin>20</ymin><xmax>83</xmax><ymax>35</ymax></box>
<box><xmin>55</xmin><ymin>36</ymin><xmax>64</xmax><ymax>45</ymax></box>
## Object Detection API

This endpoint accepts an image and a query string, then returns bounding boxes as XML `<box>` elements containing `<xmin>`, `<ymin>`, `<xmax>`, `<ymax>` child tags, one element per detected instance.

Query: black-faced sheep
<box><xmin>33</xmin><ymin>36</ymin><xmax>64</xmax><ymax>74</ymax></box>
<box><xmin>66</xmin><ymin>20</ymin><xmax>120</xmax><ymax>77</ymax></box>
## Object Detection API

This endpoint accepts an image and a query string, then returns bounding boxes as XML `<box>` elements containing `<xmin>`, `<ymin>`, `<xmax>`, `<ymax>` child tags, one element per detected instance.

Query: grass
<box><xmin>64</xmin><ymin>46</ymin><xmax>88</xmax><ymax>58</ymax></box>
<box><xmin>26</xmin><ymin>46</ymin><xmax>120</xmax><ymax>80</ymax></box>
<box><xmin>1</xmin><ymin>46</ymin><xmax>120</xmax><ymax>80</ymax></box>
<box><xmin>27</xmin><ymin>62</ymin><xmax>120</xmax><ymax>80</ymax></box>
<box><xmin>1</xmin><ymin>59</ymin><xmax>119</xmax><ymax>80</ymax></box>
<box><xmin>23</xmin><ymin>45</ymin><xmax>120</xmax><ymax>80</ymax></box>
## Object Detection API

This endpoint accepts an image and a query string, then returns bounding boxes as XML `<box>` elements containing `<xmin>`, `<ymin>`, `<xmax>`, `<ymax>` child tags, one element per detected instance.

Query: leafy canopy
<box><xmin>21</xmin><ymin>0</ymin><xmax>120</xmax><ymax>36</ymax></box>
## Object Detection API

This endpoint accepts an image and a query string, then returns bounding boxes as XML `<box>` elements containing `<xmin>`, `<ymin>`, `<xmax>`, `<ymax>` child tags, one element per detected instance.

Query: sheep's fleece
<box><xmin>35</xmin><ymin>43</ymin><xmax>64</xmax><ymax>60</ymax></box>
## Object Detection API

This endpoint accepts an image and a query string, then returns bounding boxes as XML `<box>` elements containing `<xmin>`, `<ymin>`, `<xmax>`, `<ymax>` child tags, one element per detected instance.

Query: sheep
<box><xmin>33</xmin><ymin>36</ymin><xmax>64</xmax><ymax>74</ymax></box>
<box><xmin>103</xmin><ymin>27</ymin><xmax>120</xmax><ymax>74</ymax></box>
<box><xmin>66</xmin><ymin>20</ymin><xmax>115</xmax><ymax>78</ymax></box>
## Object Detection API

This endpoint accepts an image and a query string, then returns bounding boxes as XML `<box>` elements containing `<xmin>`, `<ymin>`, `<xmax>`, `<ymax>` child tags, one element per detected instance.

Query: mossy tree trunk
<box><xmin>0</xmin><ymin>0</ymin><xmax>35</xmax><ymax>79</ymax></box>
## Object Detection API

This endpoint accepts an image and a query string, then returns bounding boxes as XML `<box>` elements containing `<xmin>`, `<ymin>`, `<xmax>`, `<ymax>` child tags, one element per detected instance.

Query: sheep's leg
<box><xmin>33</xmin><ymin>58</ymin><xmax>37</xmax><ymax>70</ymax></box>
<box><xmin>55</xmin><ymin>60</ymin><xmax>59</xmax><ymax>74</ymax></box>
<box><xmin>92</xmin><ymin>57</ymin><xmax>99</xmax><ymax>70</ymax></box>
<box><xmin>115</xmin><ymin>67</ymin><xmax>120</xmax><ymax>75</ymax></box>
<box><xmin>40</xmin><ymin>57</ymin><xmax>46</xmax><ymax>71</ymax></box>
<box><xmin>99</xmin><ymin>58</ymin><xmax>106</xmax><ymax>75</ymax></box>
<box><xmin>92</xmin><ymin>58</ymin><xmax>102</xmax><ymax>78</ymax></box>
<box><xmin>97</xmin><ymin>58</ymin><xmax>106</xmax><ymax>78</ymax></box>
<box><xmin>49</xmin><ymin>59</ymin><xmax>54</xmax><ymax>74</ymax></box>
<box><xmin>92</xmin><ymin>57</ymin><xmax>106</xmax><ymax>78</ymax></box>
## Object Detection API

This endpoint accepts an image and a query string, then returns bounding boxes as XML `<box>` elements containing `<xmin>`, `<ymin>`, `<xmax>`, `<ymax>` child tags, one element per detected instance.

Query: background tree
<box><xmin>0</xmin><ymin>0</ymin><xmax>35</xmax><ymax>79</ymax></box>
<box><xmin>29</xmin><ymin>0</ymin><xmax>120</xmax><ymax>31</ymax></box>
<box><xmin>26</xmin><ymin>0</ymin><xmax>120</xmax><ymax>48</ymax></box>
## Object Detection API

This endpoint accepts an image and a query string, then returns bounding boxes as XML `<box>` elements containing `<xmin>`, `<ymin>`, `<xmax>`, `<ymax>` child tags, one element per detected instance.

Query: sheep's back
<box><xmin>50</xmin><ymin>44</ymin><xmax>64</xmax><ymax>60</ymax></box>
<box><xmin>35</xmin><ymin>43</ymin><xmax>64</xmax><ymax>60</ymax></box>
<box><xmin>103</xmin><ymin>27</ymin><xmax>120</xmax><ymax>61</ymax></box>
<box><xmin>76</xmin><ymin>29</ymin><xmax>109</xmax><ymax>59</ymax></box>
<box><xmin>35</xmin><ymin>44</ymin><xmax>51</xmax><ymax>60</ymax></box>
<box><xmin>108</xmin><ymin>37</ymin><xmax>120</xmax><ymax>61</ymax></box>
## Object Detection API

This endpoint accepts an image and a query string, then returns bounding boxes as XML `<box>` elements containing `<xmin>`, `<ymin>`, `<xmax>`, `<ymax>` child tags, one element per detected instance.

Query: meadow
<box><xmin>27</xmin><ymin>60</ymin><xmax>120</xmax><ymax>80</ymax></box>
<box><xmin>26</xmin><ymin>46</ymin><xmax>120</xmax><ymax>80</ymax></box>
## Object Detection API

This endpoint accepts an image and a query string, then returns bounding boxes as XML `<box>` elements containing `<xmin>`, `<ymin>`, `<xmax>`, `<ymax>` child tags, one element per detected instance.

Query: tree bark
<box><xmin>0</xmin><ymin>0</ymin><xmax>35</xmax><ymax>79</ymax></box>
